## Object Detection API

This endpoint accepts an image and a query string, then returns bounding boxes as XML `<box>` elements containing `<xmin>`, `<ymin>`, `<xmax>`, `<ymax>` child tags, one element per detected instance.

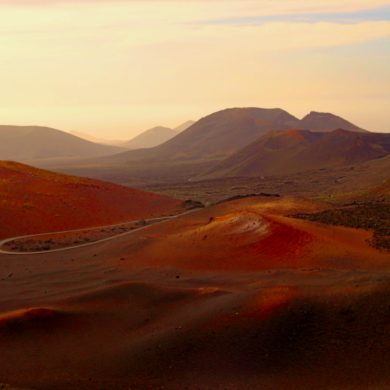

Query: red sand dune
<box><xmin>0</xmin><ymin>161</ymin><xmax>182</xmax><ymax>239</ymax></box>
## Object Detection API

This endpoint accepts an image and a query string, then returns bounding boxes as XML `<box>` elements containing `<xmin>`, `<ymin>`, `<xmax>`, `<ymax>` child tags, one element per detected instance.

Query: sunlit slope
<box><xmin>0</xmin><ymin>161</ymin><xmax>181</xmax><ymax>239</ymax></box>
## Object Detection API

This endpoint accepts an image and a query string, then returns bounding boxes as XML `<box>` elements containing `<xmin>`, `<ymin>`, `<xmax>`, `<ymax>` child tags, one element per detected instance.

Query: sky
<box><xmin>0</xmin><ymin>0</ymin><xmax>389</xmax><ymax>139</ymax></box>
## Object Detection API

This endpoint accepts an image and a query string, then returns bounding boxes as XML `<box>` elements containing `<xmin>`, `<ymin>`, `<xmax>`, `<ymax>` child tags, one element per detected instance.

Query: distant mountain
<box><xmin>174</xmin><ymin>120</ymin><xmax>195</xmax><ymax>133</ymax></box>
<box><xmin>124</xmin><ymin>126</ymin><xmax>178</xmax><ymax>149</ymax></box>
<box><xmin>197</xmin><ymin>129</ymin><xmax>390</xmax><ymax>180</ymax></box>
<box><xmin>111</xmin><ymin>108</ymin><xmax>302</xmax><ymax>162</ymax></box>
<box><xmin>155</xmin><ymin>108</ymin><xmax>301</xmax><ymax>159</ymax></box>
<box><xmin>0</xmin><ymin>125</ymin><xmax>124</xmax><ymax>163</ymax></box>
<box><xmin>44</xmin><ymin>107</ymin><xmax>374</xmax><ymax>185</ymax></box>
<box><xmin>106</xmin><ymin>108</ymin><xmax>368</xmax><ymax>163</ymax></box>
<box><xmin>124</xmin><ymin>121</ymin><xmax>195</xmax><ymax>149</ymax></box>
<box><xmin>69</xmin><ymin>131</ymin><xmax>124</xmax><ymax>146</ymax></box>
<box><xmin>300</xmin><ymin>111</ymin><xmax>366</xmax><ymax>132</ymax></box>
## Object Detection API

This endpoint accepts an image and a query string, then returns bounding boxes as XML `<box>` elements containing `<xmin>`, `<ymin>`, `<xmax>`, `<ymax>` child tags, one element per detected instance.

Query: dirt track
<box><xmin>0</xmin><ymin>210</ymin><xmax>197</xmax><ymax>255</ymax></box>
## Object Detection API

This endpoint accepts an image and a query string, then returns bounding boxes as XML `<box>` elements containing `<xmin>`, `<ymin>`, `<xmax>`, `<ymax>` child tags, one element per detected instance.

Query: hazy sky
<box><xmin>0</xmin><ymin>0</ymin><xmax>389</xmax><ymax>139</ymax></box>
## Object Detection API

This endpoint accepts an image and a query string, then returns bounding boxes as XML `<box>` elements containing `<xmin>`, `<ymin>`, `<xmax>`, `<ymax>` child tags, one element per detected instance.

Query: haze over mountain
<box><xmin>198</xmin><ymin>129</ymin><xmax>390</xmax><ymax>180</ymax></box>
<box><xmin>124</xmin><ymin>126</ymin><xmax>178</xmax><ymax>149</ymax></box>
<box><xmin>173</xmin><ymin>120</ymin><xmax>195</xmax><ymax>133</ymax></box>
<box><xmin>0</xmin><ymin>125</ymin><xmax>124</xmax><ymax>163</ymax></box>
<box><xmin>154</xmin><ymin>108</ymin><xmax>302</xmax><ymax>160</ymax></box>
<box><xmin>124</xmin><ymin>121</ymin><xmax>195</xmax><ymax>149</ymax></box>
<box><xmin>92</xmin><ymin>108</ymin><xmax>302</xmax><ymax>167</ymax></box>
<box><xmin>97</xmin><ymin>108</ymin><xmax>369</xmax><ymax>163</ymax></box>
<box><xmin>47</xmin><ymin>107</ymin><xmax>376</xmax><ymax>184</ymax></box>
<box><xmin>70</xmin><ymin>130</ymin><xmax>125</xmax><ymax>146</ymax></box>
<box><xmin>1</xmin><ymin>109</ymin><xmax>369</xmax><ymax>170</ymax></box>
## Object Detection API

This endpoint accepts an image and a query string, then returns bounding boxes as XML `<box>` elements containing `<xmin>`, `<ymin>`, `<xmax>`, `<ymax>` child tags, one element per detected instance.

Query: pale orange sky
<box><xmin>0</xmin><ymin>0</ymin><xmax>389</xmax><ymax>139</ymax></box>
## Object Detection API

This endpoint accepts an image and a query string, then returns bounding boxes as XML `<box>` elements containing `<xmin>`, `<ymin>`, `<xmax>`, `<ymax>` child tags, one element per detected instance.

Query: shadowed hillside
<box><xmin>197</xmin><ymin>129</ymin><xmax>390</xmax><ymax>180</ymax></box>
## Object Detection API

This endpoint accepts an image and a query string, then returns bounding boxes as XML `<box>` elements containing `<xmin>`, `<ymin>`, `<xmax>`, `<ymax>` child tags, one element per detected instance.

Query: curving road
<box><xmin>0</xmin><ymin>209</ymin><xmax>200</xmax><ymax>256</ymax></box>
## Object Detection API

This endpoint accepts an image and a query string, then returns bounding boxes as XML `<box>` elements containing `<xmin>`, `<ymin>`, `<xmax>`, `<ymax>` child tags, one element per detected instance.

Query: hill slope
<box><xmin>0</xmin><ymin>161</ymin><xmax>181</xmax><ymax>239</ymax></box>
<box><xmin>0</xmin><ymin>125</ymin><xmax>124</xmax><ymax>162</ymax></box>
<box><xmin>198</xmin><ymin>129</ymin><xmax>390</xmax><ymax>179</ymax></box>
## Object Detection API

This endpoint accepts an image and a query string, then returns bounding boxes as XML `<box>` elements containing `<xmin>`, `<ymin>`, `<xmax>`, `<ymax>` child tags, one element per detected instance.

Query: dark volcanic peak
<box><xmin>110</xmin><ymin>107</ymin><xmax>368</xmax><ymax>162</ymax></box>
<box><xmin>99</xmin><ymin>107</ymin><xmax>304</xmax><ymax>163</ymax></box>
<box><xmin>147</xmin><ymin>107</ymin><xmax>300</xmax><ymax>157</ymax></box>
<box><xmin>202</xmin><ymin>107</ymin><xmax>300</xmax><ymax>127</ymax></box>
<box><xmin>300</xmin><ymin>111</ymin><xmax>365</xmax><ymax>132</ymax></box>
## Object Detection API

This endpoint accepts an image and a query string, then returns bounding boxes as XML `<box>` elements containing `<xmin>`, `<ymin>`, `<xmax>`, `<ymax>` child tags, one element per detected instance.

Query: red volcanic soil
<box><xmin>117</xmin><ymin>197</ymin><xmax>388</xmax><ymax>272</ymax></box>
<box><xmin>0</xmin><ymin>161</ymin><xmax>182</xmax><ymax>239</ymax></box>
<box><xmin>0</xmin><ymin>197</ymin><xmax>390</xmax><ymax>389</ymax></box>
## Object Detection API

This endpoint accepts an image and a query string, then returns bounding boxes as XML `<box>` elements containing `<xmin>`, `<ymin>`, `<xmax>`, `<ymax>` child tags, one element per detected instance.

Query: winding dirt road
<box><xmin>0</xmin><ymin>209</ymin><xmax>199</xmax><ymax>255</ymax></box>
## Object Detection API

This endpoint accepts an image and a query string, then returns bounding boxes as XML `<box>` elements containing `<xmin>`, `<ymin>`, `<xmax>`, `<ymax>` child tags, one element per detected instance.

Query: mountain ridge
<box><xmin>196</xmin><ymin>128</ymin><xmax>390</xmax><ymax>180</ymax></box>
<box><xmin>0</xmin><ymin>125</ymin><xmax>124</xmax><ymax>162</ymax></box>
<box><xmin>27</xmin><ymin>107</ymin><xmax>382</xmax><ymax>185</ymax></box>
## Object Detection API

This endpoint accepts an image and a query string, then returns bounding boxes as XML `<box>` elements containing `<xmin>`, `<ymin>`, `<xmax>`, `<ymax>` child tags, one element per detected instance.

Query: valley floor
<box><xmin>0</xmin><ymin>197</ymin><xmax>389</xmax><ymax>389</ymax></box>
